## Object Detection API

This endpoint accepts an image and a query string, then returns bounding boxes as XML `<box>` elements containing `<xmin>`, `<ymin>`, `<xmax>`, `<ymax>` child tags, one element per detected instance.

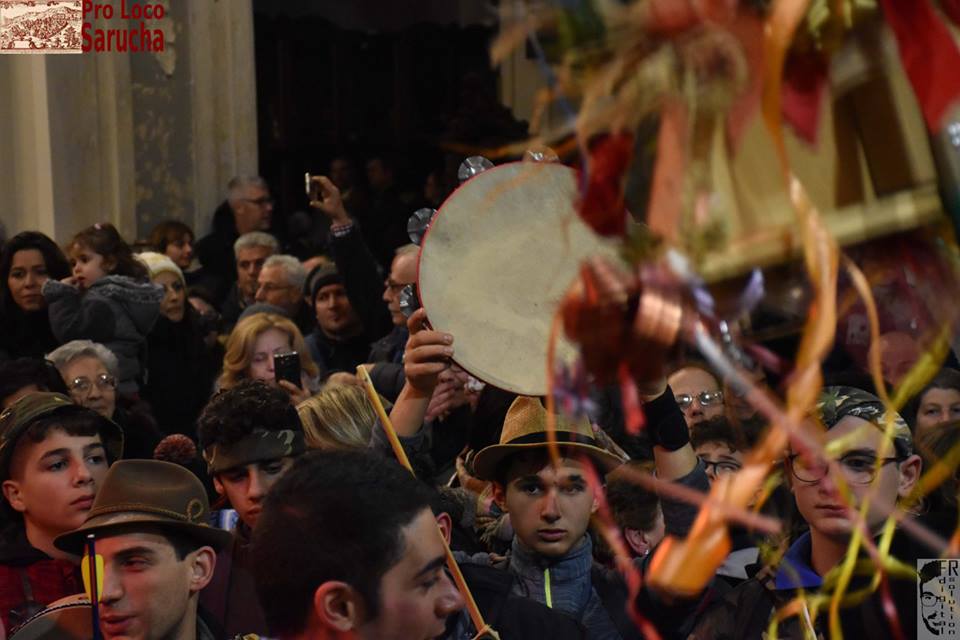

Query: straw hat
<box><xmin>472</xmin><ymin>396</ymin><xmax>623</xmax><ymax>481</ymax></box>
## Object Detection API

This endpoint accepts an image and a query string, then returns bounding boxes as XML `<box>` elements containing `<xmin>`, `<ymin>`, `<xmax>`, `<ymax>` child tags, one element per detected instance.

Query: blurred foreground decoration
<box><xmin>491</xmin><ymin>0</ymin><xmax>960</xmax><ymax>633</ymax></box>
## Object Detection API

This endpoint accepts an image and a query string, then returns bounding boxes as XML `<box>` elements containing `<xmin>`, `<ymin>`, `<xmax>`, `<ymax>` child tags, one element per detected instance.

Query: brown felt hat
<box><xmin>54</xmin><ymin>459</ymin><xmax>231</xmax><ymax>554</ymax></box>
<box><xmin>471</xmin><ymin>396</ymin><xmax>624</xmax><ymax>481</ymax></box>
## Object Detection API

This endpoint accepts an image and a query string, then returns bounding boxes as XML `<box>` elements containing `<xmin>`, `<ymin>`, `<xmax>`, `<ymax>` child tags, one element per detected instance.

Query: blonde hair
<box><xmin>297</xmin><ymin>384</ymin><xmax>377</xmax><ymax>450</ymax></box>
<box><xmin>219</xmin><ymin>313</ymin><xmax>318</xmax><ymax>390</ymax></box>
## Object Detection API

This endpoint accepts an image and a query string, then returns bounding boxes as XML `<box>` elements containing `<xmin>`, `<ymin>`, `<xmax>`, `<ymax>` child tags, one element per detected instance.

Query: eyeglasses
<box><xmin>674</xmin><ymin>390</ymin><xmax>724</xmax><ymax>410</ymax></box>
<box><xmin>69</xmin><ymin>374</ymin><xmax>117</xmax><ymax>395</ymax></box>
<box><xmin>385</xmin><ymin>280</ymin><xmax>415</xmax><ymax>293</ymax></box>
<box><xmin>922</xmin><ymin>591</ymin><xmax>952</xmax><ymax>607</ymax></box>
<box><xmin>700</xmin><ymin>458</ymin><xmax>742</xmax><ymax>477</ymax></box>
<box><xmin>243</xmin><ymin>196</ymin><xmax>274</xmax><ymax>207</ymax></box>
<box><xmin>786</xmin><ymin>452</ymin><xmax>901</xmax><ymax>485</ymax></box>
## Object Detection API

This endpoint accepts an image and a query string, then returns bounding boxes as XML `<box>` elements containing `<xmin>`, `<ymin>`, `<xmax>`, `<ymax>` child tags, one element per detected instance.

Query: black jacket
<box><xmin>195</xmin><ymin>201</ymin><xmax>240</xmax><ymax>305</ymax></box>
<box><xmin>142</xmin><ymin>307</ymin><xmax>219</xmax><ymax>439</ymax></box>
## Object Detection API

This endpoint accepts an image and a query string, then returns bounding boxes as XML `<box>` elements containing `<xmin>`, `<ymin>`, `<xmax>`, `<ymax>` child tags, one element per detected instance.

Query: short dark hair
<box><xmin>197</xmin><ymin>379</ymin><xmax>302</xmax><ymax>450</ymax></box>
<box><xmin>690</xmin><ymin>416</ymin><xmax>764</xmax><ymax>453</ymax></box>
<box><xmin>148</xmin><ymin>220</ymin><xmax>194</xmax><ymax>253</ymax></box>
<box><xmin>605</xmin><ymin>461</ymin><xmax>660</xmax><ymax>532</ymax></box>
<box><xmin>250</xmin><ymin>450</ymin><xmax>434</xmax><ymax>636</ymax></box>
<box><xmin>0</xmin><ymin>358</ymin><xmax>55</xmax><ymax>405</ymax></box>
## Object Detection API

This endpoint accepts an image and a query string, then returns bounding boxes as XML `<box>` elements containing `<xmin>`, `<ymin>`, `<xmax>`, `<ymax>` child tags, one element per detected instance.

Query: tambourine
<box><xmin>417</xmin><ymin>161</ymin><xmax>618</xmax><ymax>395</ymax></box>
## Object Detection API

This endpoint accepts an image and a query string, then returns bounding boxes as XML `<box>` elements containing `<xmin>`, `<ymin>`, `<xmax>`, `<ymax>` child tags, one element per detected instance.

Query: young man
<box><xmin>0</xmin><ymin>392</ymin><xmax>122</xmax><ymax>633</ymax></box>
<box><xmin>302</xmin><ymin>263</ymin><xmax>369</xmax><ymax>380</ymax></box>
<box><xmin>249</xmin><ymin>449</ymin><xmax>466</xmax><ymax>640</ymax></box>
<box><xmin>691</xmin><ymin>386</ymin><xmax>936</xmax><ymax>637</ymax></box>
<box><xmin>196</xmin><ymin>379</ymin><xmax>307</xmax><ymax>636</ymax></box>
<box><xmin>383</xmin><ymin>306</ymin><xmax>709</xmax><ymax>639</ymax></box>
<box><xmin>54</xmin><ymin>459</ymin><xmax>231</xmax><ymax>640</ymax></box>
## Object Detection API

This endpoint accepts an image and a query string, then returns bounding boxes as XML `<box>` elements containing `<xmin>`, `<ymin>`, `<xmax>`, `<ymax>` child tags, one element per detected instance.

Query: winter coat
<box><xmin>0</xmin><ymin>308</ymin><xmax>60</xmax><ymax>362</ymax></box>
<box><xmin>142</xmin><ymin>307</ymin><xmax>218</xmax><ymax>438</ymax></box>
<box><xmin>43</xmin><ymin>275</ymin><xmax>163</xmax><ymax>394</ymax></box>
<box><xmin>201</xmin><ymin>522</ymin><xmax>268</xmax><ymax>638</ymax></box>
<box><xmin>305</xmin><ymin>328</ymin><xmax>371</xmax><ymax>381</ymax></box>
<box><xmin>690</xmin><ymin>515</ymin><xmax>958</xmax><ymax>639</ymax></box>
<box><xmin>0</xmin><ymin>523</ymin><xmax>81</xmax><ymax>634</ymax></box>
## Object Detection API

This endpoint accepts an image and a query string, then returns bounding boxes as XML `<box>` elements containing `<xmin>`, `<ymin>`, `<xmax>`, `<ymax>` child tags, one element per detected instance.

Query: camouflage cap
<box><xmin>816</xmin><ymin>386</ymin><xmax>913</xmax><ymax>457</ymax></box>
<box><xmin>0</xmin><ymin>393</ymin><xmax>124</xmax><ymax>481</ymax></box>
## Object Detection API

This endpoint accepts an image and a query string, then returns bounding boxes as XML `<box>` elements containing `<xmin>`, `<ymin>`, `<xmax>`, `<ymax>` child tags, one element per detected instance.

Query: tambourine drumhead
<box><xmin>418</xmin><ymin>162</ymin><xmax>618</xmax><ymax>395</ymax></box>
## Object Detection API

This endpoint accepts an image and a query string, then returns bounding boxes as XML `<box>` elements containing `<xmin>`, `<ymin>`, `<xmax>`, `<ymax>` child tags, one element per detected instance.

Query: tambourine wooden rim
<box><xmin>417</xmin><ymin>161</ymin><xmax>618</xmax><ymax>395</ymax></box>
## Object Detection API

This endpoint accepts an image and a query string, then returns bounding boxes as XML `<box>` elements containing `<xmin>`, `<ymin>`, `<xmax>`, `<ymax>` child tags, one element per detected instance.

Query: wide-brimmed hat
<box><xmin>55</xmin><ymin>459</ymin><xmax>232</xmax><ymax>554</ymax></box>
<box><xmin>472</xmin><ymin>396</ymin><xmax>624</xmax><ymax>481</ymax></box>
<box><xmin>0</xmin><ymin>393</ymin><xmax>123</xmax><ymax>482</ymax></box>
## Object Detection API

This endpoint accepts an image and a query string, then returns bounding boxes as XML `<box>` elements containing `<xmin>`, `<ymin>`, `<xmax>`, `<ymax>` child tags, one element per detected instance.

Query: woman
<box><xmin>46</xmin><ymin>339</ymin><xmax>161</xmax><ymax>459</ymax></box>
<box><xmin>138</xmin><ymin>252</ymin><xmax>220</xmax><ymax>439</ymax></box>
<box><xmin>0</xmin><ymin>231</ymin><xmax>71</xmax><ymax>360</ymax></box>
<box><xmin>297</xmin><ymin>383</ymin><xmax>378</xmax><ymax>449</ymax></box>
<box><xmin>219</xmin><ymin>312</ymin><xmax>319</xmax><ymax>404</ymax></box>
<box><xmin>911</xmin><ymin>368</ymin><xmax>960</xmax><ymax>434</ymax></box>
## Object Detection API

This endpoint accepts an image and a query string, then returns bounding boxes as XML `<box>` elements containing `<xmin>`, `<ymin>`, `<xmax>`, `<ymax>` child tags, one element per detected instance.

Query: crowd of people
<box><xmin>0</xmin><ymin>154</ymin><xmax>958</xmax><ymax>640</ymax></box>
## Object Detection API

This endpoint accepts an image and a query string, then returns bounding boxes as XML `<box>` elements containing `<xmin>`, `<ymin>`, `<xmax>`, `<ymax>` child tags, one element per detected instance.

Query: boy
<box><xmin>691</xmin><ymin>386</ymin><xmax>937</xmax><ymax>637</ymax></box>
<box><xmin>196</xmin><ymin>379</ymin><xmax>306</xmax><ymax>636</ymax></box>
<box><xmin>0</xmin><ymin>392</ymin><xmax>122</xmax><ymax>632</ymax></box>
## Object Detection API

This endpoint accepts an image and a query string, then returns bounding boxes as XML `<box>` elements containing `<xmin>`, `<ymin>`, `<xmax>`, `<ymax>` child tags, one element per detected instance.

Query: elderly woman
<box><xmin>0</xmin><ymin>231</ymin><xmax>71</xmax><ymax>360</ymax></box>
<box><xmin>219</xmin><ymin>312</ymin><xmax>319</xmax><ymax>405</ymax></box>
<box><xmin>138</xmin><ymin>252</ymin><xmax>219</xmax><ymax>438</ymax></box>
<box><xmin>47</xmin><ymin>340</ymin><xmax>161</xmax><ymax>459</ymax></box>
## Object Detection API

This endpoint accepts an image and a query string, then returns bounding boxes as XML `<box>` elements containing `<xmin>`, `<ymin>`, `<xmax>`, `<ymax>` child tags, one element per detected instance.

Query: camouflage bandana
<box><xmin>817</xmin><ymin>386</ymin><xmax>913</xmax><ymax>457</ymax></box>
<box><xmin>203</xmin><ymin>428</ymin><xmax>306</xmax><ymax>474</ymax></box>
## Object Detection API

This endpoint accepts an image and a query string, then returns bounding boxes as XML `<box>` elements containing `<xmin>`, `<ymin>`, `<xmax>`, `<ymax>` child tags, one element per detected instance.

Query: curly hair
<box><xmin>218</xmin><ymin>313</ymin><xmax>318</xmax><ymax>390</ymax></box>
<box><xmin>197</xmin><ymin>379</ymin><xmax>303</xmax><ymax>450</ymax></box>
<box><xmin>68</xmin><ymin>222</ymin><xmax>148</xmax><ymax>281</ymax></box>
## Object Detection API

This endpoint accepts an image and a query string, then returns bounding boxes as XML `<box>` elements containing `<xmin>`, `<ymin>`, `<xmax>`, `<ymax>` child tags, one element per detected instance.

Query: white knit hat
<box><xmin>137</xmin><ymin>251</ymin><xmax>185</xmax><ymax>285</ymax></box>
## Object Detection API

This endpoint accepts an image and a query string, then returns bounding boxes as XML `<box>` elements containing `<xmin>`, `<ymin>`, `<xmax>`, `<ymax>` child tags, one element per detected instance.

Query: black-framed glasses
<box><xmin>786</xmin><ymin>452</ymin><xmax>901</xmax><ymax>485</ymax></box>
<box><xmin>69</xmin><ymin>374</ymin><xmax>117</xmax><ymax>395</ymax></box>
<box><xmin>700</xmin><ymin>458</ymin><xmax>742</xmax><ymax>477</ymax></box>
<box><xmin>674</xmin><ymin>390</ymin><xmax>724</xmax><ymax>410</ymax></box>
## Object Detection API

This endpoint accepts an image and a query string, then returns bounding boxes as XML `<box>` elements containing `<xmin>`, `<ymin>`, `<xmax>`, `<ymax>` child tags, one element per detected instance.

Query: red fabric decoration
<box><xmin>941</xmin><ymin>0</ymin><xmax>960</xmax><ymax>27</ymax></box>
<box><xmin>780</xmin><ymin>49</ymin><xmax>829</xmax><ymax>145</ymax></box>
<box><xmin>877</xmin><ymin>0</ymin><xmax>960</xmax><ymax>132</ymax></box>
<box><xmin>578</xmin><ymin>133</ymin><xmax>634</xmax><ymax>237</ymax></box>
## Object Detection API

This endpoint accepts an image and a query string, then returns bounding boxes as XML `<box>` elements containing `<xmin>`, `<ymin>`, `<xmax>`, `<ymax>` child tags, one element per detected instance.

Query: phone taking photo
<box><xmin>273</xmin><ymin>351</ymin><xmax>302</xmax><ymax>389</ymax></box>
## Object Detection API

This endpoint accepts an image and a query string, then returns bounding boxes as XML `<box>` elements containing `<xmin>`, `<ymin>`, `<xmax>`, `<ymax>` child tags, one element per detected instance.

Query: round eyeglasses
<box><xmin>787</xmin><ymin>452</ymin><xmax>901</xmax><ymax>485</ymax></box>
<box><xmin>674</xmin><ymin>390</ymin><xmax>724</xmax><ymax>410</ymax></box>
<box><xmin>69</xmin><ymin>373</ymin><xmax>117</xmax><ymax>395</ymax></box>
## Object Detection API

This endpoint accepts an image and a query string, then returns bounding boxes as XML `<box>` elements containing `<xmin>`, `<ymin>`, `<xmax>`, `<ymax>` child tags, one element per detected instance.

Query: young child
<box><xmin>0</xmin><ymin>392</ymin><xmax>123</xmax><ymax>633</ymax></box>
<box><xmin>42</xmin><ymin>223</ymin><xmax>163</xmax><ymax>394</ymax></box>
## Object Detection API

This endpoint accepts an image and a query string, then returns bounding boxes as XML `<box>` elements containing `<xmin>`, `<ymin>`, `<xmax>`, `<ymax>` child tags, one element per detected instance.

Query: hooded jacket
<box><xmin>43</xmin><ymin>275</ymin><xmax>163</xmax><ymax>393</ymax></box>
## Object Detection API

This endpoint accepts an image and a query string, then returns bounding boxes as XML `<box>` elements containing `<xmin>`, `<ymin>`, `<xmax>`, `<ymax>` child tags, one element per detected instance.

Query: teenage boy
<box><xmin>390</xmin><ymin>308</ymin><xmax>710</xmax><ymax>639</ymax></box>
<box><xmin>54</xmin><ymin>459</ymin><xmax>232</xmax><ymax>640</ymax></box>
<box><xmin>0</xmin><ymin>392</ymin><xmax>122</xmax><ymax>633</ymax></box>
<box><xmin>691</xmin><ymin>386</ymin><xmax>938</xmax><ymax>637</ymax></box>
<box><xmin>196</xmin><ymin>379</ymin><xmax>307</xmax><ymax>636</ymax></box>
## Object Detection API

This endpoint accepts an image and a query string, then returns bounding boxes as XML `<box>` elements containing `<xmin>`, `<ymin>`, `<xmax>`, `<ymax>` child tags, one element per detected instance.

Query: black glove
<box><xmin>643</xmin><ymin>385</ymin><xmax>689</xmax><ymax>451</ymax></box>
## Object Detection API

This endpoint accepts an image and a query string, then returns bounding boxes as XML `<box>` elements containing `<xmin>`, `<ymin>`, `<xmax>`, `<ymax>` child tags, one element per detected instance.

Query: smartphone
<box><xmin>274</xmin><ymin>351</ymin><xmax>302</xmax><ymax>389</ymax></box>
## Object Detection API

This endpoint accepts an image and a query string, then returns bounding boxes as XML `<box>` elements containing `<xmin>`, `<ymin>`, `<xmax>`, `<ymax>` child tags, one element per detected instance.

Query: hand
<box><xmin>308</xmin><ymin>175</ymin><xmax>350</xmax><ymax>225</ymax></box>
<box><xmin>404</xmin><ymin>308</ymin><xmax>454</xmax><ymax>396</ymax></box>
<box><xmin>425</xmin><ymin>366</ymin><xmax>471</xmax><ymax>421</ymax></box>
<box><xmin>278</xmin><ymin>379</ymin><xmax>312</xmax><ymax>406</ymax></box>
<box><xmin>60</xmin><ymin>275</ymin><xmax>78</xmax><ymax>286</ymax></box>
